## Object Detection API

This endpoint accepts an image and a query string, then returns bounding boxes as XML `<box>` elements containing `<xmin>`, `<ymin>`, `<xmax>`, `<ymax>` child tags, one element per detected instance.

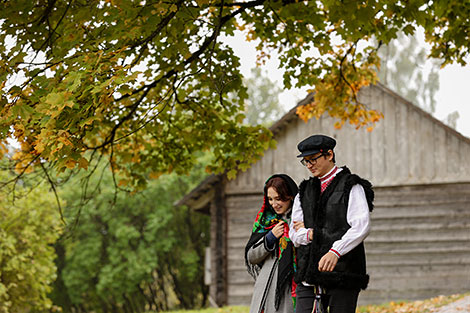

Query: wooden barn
<box><xmin>177</xmin><ymin>83</ymin><xmax>470</xmax><ymax>306</ymax></box>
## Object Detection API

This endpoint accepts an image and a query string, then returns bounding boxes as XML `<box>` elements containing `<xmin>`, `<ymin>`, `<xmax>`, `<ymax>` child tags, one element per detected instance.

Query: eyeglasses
<box><xmin>300</xmin><ymin>154</ymin><xmax>325</xmax><ymax>166</ymax></box>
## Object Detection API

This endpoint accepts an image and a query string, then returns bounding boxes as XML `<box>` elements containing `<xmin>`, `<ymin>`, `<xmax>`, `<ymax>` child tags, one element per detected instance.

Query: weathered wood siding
<box><xmin>361</xmin><ymin>182</ymin><xmax>470</xmax><ymax>303</ymax></box>
<box><xmin>226</xmin><ymin>193</ymin><xmax>260</xmax><ymax>305</ymax></box>
<box><xmin>224</xmin><ymin>182</ymin><xmax>470</xmax><ymax>306</ymax></box>
<box><xmin>209</xmin><ymin>181</ymin><xmax>228</xmax><ymax>306</ymax></box>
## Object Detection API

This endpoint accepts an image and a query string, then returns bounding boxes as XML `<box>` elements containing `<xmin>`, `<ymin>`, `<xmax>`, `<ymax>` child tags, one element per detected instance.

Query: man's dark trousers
<box><xmin>296</xmin><ymin>284</ymin><xmax>360</xmax><ymax>313</ymax></box>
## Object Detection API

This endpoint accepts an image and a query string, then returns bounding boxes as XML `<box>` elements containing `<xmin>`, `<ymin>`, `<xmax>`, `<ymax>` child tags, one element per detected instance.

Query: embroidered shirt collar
<box><xmin>320</xmin><ymin>165</ymin><xmax>338</xmax><ymax>182</ymax></box>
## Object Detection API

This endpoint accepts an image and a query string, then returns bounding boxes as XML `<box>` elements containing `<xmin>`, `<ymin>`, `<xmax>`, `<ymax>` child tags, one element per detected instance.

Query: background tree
<box><xmin>378</xmin><ymin>31</ymin><xmax>460</xmax><ymax>127</ymax></box>
<box><xmin>1</xmin><ymin>1</ymin><xmax>469</xmax><ymax>188</ymax></box>
<box><xmin>0</xmin><ymin>170</ymin><xmax>63</xmax><ymax>313</ymax></box>
<box><xmin>243</xmin><ymin>67</ymin><xmax>285</xmax><ymax>127</ymax></box>
<box><xmin>443</xmin><ymin>111</ymin><xmax>460</xmax><ymax>129</ymax></box>
<box><xmin>378</xmin><ymin>32</ymin><xmax>440</xmax><ymax>113</ymax></box>
<box><xmin>50</xmin><ymin>156</ymin><xmax>210</xmax><ymax>312</ymax></box>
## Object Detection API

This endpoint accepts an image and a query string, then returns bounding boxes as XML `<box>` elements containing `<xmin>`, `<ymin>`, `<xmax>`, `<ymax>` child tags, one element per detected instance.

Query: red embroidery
<box><xmin>320</xmin><ymin>166</ymin><xmax>338</xmax><ymax>193</ymax></box>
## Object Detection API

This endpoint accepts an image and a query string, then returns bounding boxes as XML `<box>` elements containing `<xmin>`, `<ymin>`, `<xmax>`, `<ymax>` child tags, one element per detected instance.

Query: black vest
<box><xmin>295</xmin><ymin>167</ymin><xmax>374</xmax><ymax>290</ymax></box>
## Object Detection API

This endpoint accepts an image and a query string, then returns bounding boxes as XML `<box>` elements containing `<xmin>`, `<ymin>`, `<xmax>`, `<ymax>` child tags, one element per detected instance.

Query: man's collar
<box><xmin>319</xmin><ymin>165</ymin><xmax>338</xmax><ymax>180</ymax></box>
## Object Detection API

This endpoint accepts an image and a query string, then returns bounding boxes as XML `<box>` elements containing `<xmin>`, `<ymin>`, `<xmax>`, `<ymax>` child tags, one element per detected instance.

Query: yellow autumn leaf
<box><xmin>78</xmin><ymin>158</ymin><xmax>89</xmax><ymax>170</ymax></box>
<box><xmin>58</xmin><ymin>136</ymin><xmax>73</xmax><ymax>146</ymax></box>
<box><xmin>15</xmin><ymin>160</ymin><xmax>34</xmax><ymax>174</ymax></box>
<box><xmin>65</xmin><ymin>159</ymin><xmax>76</xmax><ymax>169</ymax></box>
<box><xmin>34</xmin><ymin>141</ymin><xmax>45</xmax><ymax>154</ymax></box>
<box><xmin>149</xmin><ymin>171</ymin><xmax>162</xmax><ymax>179</ymax></box>
<box><xmin>12</xmin><ymin>151</ymin><xmax>23</xmax><ymax>161</ymax></box>
<box><xmin>334</xmin><ymin>121</ymin><xmax>343</xmax><ymax>129</ymax></box>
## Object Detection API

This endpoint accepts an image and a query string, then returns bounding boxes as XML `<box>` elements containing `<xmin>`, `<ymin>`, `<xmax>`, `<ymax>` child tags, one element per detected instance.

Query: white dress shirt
<box><xmin>288</xmin><ymin>167</ymin><xmax>371</xmax><ymax>257</ymax></box>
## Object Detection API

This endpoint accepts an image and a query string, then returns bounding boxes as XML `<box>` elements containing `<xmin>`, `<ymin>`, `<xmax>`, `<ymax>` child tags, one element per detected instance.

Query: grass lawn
<box><xmin>159</xmin><ymin>293</ymin><xmax>468</xmax><ymax>313</ymax></box>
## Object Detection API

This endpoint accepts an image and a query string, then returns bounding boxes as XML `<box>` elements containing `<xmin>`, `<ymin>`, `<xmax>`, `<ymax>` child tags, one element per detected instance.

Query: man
<box><xmin>289</xmin><ymin>134</ymin><xmax>374</xmax><ymax>313</ymax></box>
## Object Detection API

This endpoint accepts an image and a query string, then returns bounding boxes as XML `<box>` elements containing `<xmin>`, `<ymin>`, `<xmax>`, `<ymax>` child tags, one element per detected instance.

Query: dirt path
<box><xmin>431</xmin><ymin>295</ymin><xmax>470</xmax><ymax>313</ymax></box>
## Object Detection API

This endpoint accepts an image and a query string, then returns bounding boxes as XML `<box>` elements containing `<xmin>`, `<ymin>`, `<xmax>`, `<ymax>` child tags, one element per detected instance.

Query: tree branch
<box><xmin>40</xmin><ymin>162</ymin><xmax>66</xmax><ymax>225</ymax></box>
<box><xmin>129</xmin><ymin>0</ymin><xmax>184</xmax><ymax>66</ymax></box>
<box><xmin>338</xmin><ymin>42</ymin><xmax>360</xmax><ymax>103</ymax></box>
<box><xmin>38</xmin><ymin>0</ymin><xmax>73</xmax><ymax>56</ymax></box>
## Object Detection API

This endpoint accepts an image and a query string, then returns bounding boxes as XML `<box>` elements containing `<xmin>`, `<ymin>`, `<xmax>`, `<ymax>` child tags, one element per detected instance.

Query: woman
<box><xmin>245</xmin><ymin>174</ymin><xmax>298</xmax><ymax>313</ymax></box>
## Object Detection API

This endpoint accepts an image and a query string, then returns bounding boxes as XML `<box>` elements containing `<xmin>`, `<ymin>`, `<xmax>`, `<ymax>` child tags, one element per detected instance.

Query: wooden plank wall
<box><xmin>360</xmin><ymin>182</ymin><xmax>470</xmax><ymax>304</ymax></box>
<box><xmin>223</xmin><ymin>182</ymin><xmax>470</xmax><ymax>306</ymax></box>
<box><xmin>225</xmin><ymin>193</ymin><xmax>260</xmax><ymax>306</ymax></box>
<box><xmin>209</xmin><ymin>182</ymin><xmax>228</xmax><ymax>306</ymax></box>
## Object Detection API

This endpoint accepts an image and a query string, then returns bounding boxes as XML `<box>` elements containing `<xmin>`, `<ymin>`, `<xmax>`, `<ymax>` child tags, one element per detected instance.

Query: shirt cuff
<box><xmin>329</xmin><ymin>248</ymin><xmax>341</xmax><ymax>258</ymax></box>
<box><xmin>306</xmin><ymin>228</ymin><xmax>313</xmax><ymax>242</ymax></box>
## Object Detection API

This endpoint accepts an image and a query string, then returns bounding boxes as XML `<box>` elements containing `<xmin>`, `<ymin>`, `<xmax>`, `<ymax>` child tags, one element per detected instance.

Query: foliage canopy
<box><xmin>1</xmin><ymin>0</ymin><xmax>468</xmax><ymax>185</ymax></box>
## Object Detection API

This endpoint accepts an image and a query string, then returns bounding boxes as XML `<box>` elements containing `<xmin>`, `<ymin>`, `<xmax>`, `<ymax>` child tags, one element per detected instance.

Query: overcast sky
<box><xmin>433</xmin><ymin>64</ymin><xmax>470</xmax><ymax>138</ymax></box>
<box><xmin>223</xmin><ymin>33</ymin><xmax>470</xmax><ymax>139</ymax></box>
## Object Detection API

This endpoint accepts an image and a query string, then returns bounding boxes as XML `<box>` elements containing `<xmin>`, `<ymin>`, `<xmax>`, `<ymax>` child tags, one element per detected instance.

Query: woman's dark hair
<box><xmin>265</xmin><ymin>177</ymin><xmax>293</xmax><ymax>202</ymax></box>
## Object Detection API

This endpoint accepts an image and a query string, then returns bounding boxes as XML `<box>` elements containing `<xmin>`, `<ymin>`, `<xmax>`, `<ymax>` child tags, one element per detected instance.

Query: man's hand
<box><xmin>271</xmin><ymin>221</ymin><xmax>285</xmax><ymax>238</ymax></box>
<box><xmin>318</xmin><ymin>251</ymin><xmax>339</xmax><ymax>272</ymax></box>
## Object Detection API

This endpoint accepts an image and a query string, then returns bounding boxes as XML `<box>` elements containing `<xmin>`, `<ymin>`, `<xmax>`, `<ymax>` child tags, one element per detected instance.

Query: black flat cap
<box><xmin>297</xmin><ymin>134</ymin><xmax>336</xmax><ymax>158</ymax></box>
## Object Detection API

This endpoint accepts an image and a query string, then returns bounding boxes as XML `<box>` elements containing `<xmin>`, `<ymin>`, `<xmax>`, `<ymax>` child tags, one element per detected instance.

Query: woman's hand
<box><xmin>293</xmin><ymin>221</ymin><xmax>305</xmax><ymax>231</ymax></box>
<box><xmin>271</xmin><ymin>221</ymin><xmax>285</xmax><ymax>238</ymax></box>
<box><xmin>294</xmin><ymin>221</ymin><xmax>314</xmax><ymax>240</ymax></box>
